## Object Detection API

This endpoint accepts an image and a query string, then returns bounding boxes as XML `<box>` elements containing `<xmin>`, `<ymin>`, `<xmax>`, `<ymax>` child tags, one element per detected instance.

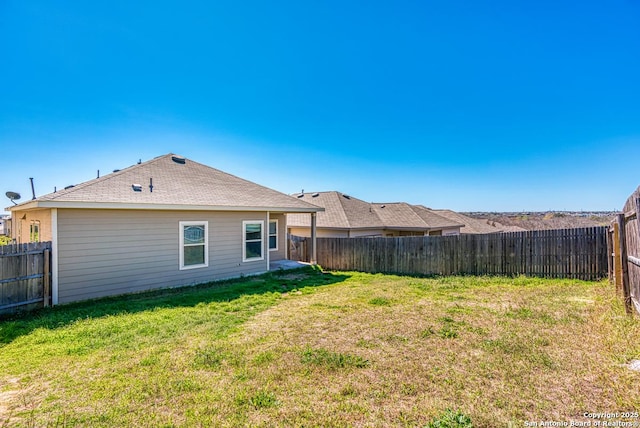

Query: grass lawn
<box><xmin>1</xmin><ymin>267</ymin><xmax>639</xmax><ymax>427</ymax></box>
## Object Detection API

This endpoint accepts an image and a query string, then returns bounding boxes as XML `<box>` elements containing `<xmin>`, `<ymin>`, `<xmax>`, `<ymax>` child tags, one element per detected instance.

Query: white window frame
<box><xmin>30</xmin><ymin>220</ymin><xmax>41</xmax><ymax>243</ymax></box>
<box><xmin>269</xmin><ymin>219</ymin><xmax>278</xmax><ymax>252</ymax></box>
<box><xmin>242</xmin><ymin>220</ymin><xmax>264</xmax><ymax>262</ymax></box>
<box><xmin>179</xmin><ymin>221</ymin><xmax>209</xmax><ymax>270</ymax></box>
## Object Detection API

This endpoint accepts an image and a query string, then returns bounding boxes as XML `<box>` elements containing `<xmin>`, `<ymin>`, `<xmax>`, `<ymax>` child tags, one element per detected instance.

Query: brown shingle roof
<box><xmin>12</xmin><ymin>154</ymin><xmax>322</xmax><ymax>213</ymax></box>
<box><xmin>371</xmin><ymin>203</ymin><xmax>463</xmax><ymax>229</ymax></box>
<box><xmin>287</xmin><ymin>192</ymin><xmax>382</xmax><ymax>228</ymax></box>
<box><xmin>287</xmin><ymin>192</ymin><xmax>463</xmax><ymax>231</ymax></box>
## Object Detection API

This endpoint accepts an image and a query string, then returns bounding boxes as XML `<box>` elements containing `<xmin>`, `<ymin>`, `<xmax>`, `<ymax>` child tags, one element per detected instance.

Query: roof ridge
<box><xmin>11</xmin><ymin>153</ymin><xmax>323</xmax><ymax>212</ymax></box>
<box><xmin>35</xmin><ymin>154</ymin><xmax>171</xmax><ymax>202</ymax></box>
<box><xmin>332</xmin><ymin>191</ymin><xmax>353</xmax><ymax>228</ymax></box>
<box><xmin>409</xmin><ymin>204</ymin><xmax>465</xmax><ymax>228</ymax></box>
<box><xmin>186</xmin><ymin>157</ymin><xmax>318</xmax><ymax>203</ymax></box>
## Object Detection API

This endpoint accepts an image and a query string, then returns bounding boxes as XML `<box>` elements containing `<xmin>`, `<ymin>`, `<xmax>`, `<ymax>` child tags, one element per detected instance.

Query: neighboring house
<box><xmin>0</xmin><ymin>214</ymin><xmax>9</xmax><ymax>236</ymax></box>
<box><xmin>287</xmin><ymin>191</ymin><xmax>463</xmax><ymax>237</ymax></box>
<box><xmin>7</xmin><ymin>154</ymin><xmax>322</xmax><ymax>305</ymax></box>
<box><xmin>431</xmin><ymin>209</ymin><xmax>526</xmax><ymax>234</ymax></box>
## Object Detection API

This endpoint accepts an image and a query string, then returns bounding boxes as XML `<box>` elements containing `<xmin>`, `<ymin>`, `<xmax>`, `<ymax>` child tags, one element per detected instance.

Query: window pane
<box><xmin>245</xmin><ymin>223</ymin><xmax>262</xmax><ymax>241</ymax></box>
<box><xmin>269</xmin><ymin>236</ymin><xmax>277</xmax><ymax>249</ymax></box>
<box><xmin>184</xmin><ymin>225</ymin><xmax>205</xmax><ymax>244</ymax></box>
<box><xmin>269</xmin><ymin>221</ymin><xmax>277</xmax><ymax>235</ymax></box>
<box><xmin>245</xmin><ymin>241</ymin><xmax>262</xmax><ymax>259</ymax></box>
<box><xmin>184</xmin><ymin>245</ymin><xmax>205</xmax><ymax>266</ymax></box>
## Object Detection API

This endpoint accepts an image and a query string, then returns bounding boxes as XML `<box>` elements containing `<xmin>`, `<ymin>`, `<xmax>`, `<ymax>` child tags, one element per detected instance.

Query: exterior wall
<box><xmin>56</xmin><ymin>209</ymin><xmax>273</xmax><ymax>304</ymax></box>
<box><xmin>289</xmin><ymin>227</ymin><xmax>458</xmax><ymax>238</ymax></box>
<box><xmin>288</xmin><ymin>226</ymin><xmax>349</xmax><ymax>238</ymax></box>
<box><xmin>0</xmin><ymin>216</ymin><xmax>7</xmax><ymax>236</ymax></box>
<box><xmin>349</xmin><ymin>229</ymin><xmax>385</xmax><ymax>237</ymax></box>
<box><xmin>269</xmin><ymin>213</ymin><xmax>286</xmax><ymax>261</ymax></box>
<box><xmin>441</xmin><ymin>227</ymin><xmax>461</xmax><ymax>236</ymax></box>
<box><xmin>11</xmin><ymin>209</ymin><xmax>52</xmax><ymax>243</ymax></box>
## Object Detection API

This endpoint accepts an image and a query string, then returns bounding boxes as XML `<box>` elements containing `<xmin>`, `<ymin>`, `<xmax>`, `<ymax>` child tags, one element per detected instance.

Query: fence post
<box><xmin>43</xmin><ymin>248</ymin><xmax>51</xmax><ymax>307</ymax></box>
<box><xmin>606</xmin><ymin>227</ymin><xmax>613</xmax><ymax>282</ymax></box>
<box><xmin>616</xmin><ymin>214</ymin><xmax>632</xmax><ymax>314</ymax></box>
<box><xmin>636</xmin><ymin>197</ymin><xmax>640</xmax><ymax>242</ymax></box>
<box><xmin>612</xmin><ymin>221</ymin><xmax>622</xmax><ymax>294</ymax></box>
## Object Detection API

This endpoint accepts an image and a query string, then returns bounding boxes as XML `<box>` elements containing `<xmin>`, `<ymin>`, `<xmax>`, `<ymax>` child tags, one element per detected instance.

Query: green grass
<box><xmin>300</xmin><ymin>346</ymin><xmax>370</xmax><ymax>369</ymax></box>
<box><xmin>426</xmin><ymin>409</ymin><xmax>474</xmax><ymax>427</ymax></box>
<box><xmin>0</xmin><ymin>268</ymin><xmax>639</xmax><ymax>427</ymax></box>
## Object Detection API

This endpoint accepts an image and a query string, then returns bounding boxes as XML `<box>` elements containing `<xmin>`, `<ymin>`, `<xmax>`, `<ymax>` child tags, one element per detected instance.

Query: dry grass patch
<box><xmin>226</xmin><ymin>274</ymin><xmax>640</xmax><ymax>427</ymax></box>
<box><xmin>0</xmin><ymin>269</ymin><xmax>639</xmax><ymax>427</ymax></box>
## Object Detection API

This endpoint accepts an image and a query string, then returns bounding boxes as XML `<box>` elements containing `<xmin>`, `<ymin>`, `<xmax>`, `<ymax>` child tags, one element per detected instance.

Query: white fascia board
<box><xmin>10</xmin><ymin>201</ymin><xmax>324</xmax><ymax>213</ymax></box>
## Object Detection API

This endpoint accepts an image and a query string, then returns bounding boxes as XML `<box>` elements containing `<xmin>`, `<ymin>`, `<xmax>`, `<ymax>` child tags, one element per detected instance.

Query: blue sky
<box><xmin>1</xmin><ymin>1</ymin><xmax>639</xmax><ymax>214</ymax></box>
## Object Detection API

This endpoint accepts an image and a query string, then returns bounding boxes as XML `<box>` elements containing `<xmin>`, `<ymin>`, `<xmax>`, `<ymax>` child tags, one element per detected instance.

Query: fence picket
<box><xmin>299</xmin><ymin>227</ymin><xmax>608</xmax><ymax>281</ymax></box>
<box><xmin>0</xmin><ymin>241</ymin><xmax>52</xmax><ymax>315</ymax></box>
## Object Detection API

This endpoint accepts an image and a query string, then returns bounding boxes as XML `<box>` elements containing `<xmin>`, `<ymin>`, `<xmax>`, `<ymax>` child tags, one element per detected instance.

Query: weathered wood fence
<box><xmin>0</xmin><ymin>241</ymin><xmax>52</xmax><ymax>316</ymax></box>
<box><xmin>292</xmin><ymin>227</ymin><xmax>608</xmax><ymax>280</ymax></box>
<box><xmin>608</xmin><ymin>186</ymin><xmax>640</xmax><ymax>315</ymax></box>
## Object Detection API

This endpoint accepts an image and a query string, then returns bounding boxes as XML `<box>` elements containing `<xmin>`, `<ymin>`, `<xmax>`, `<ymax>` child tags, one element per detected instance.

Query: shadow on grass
<box><xmin>0</xmin><ymin>265</ymin><xmax>349</xmax><ymax>345</ymax></box>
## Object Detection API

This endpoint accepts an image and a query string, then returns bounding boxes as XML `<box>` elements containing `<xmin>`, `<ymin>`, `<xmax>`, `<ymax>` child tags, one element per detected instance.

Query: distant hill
<box><xmin>433</xmin><ymin>209</ymin><xmax>526</xmax><ymax>234</ymax></box>
<box><xmin>462</xmin><ymin>212</ymin><xmax>615</xmax><ymax>231</ymax></box>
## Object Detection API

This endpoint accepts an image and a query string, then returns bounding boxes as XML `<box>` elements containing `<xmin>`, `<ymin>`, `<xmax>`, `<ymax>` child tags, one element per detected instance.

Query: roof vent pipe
<box><xmin>29</xmin><ymin>177</ymin><xmax>36</xmax><ymax>200</ymax></box>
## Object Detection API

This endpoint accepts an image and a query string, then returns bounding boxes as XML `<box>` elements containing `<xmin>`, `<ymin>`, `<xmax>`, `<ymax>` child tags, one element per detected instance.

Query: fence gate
<box><xmin>288</xmin><ymin>234</ymin><xmax>308</xmax><ymax>262</ymax></box>
<box><xmin>610</xmin><ymin>186</ymin><xmax>640</xmax><ymax>315</ymax></box>
<box><xmin>0</xmin><ymin>241</ymin><xmax>52</xmax><ymax>316</ymax></box>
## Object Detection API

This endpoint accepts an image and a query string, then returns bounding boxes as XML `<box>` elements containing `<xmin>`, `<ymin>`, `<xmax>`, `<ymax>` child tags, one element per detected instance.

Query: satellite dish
<box><xmin>5</xmin><ymin>191</ymin><xmax>21</xmax><ymax>205</ymax></box>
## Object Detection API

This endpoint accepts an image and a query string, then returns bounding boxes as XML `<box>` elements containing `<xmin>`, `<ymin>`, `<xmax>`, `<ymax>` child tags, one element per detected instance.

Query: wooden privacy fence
<box><xmin>608</xmin><ymin>186</ymin><xmax>640</xmax><ymax>315</ymax></box>
<box><xmin>293</xmin><ymin>227</ymin><xmax>608</xmax><ymax>280</ymax></box>
<box><xmin>0</xmin><ymin>241</ymin><xmax>52</xmax><ymax>316</ymax></box>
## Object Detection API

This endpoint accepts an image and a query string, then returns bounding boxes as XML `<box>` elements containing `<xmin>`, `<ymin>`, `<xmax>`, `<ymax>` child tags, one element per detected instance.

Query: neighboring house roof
<box><xmin>372</xmin><ymin>203</ymin><xmax>463</xmax><ymax>230</ymax></box>
<box><xmin>8</xmin><ymin>154</ymin><xmax>323</xmax><ymax>213</ymax></box>
<box><xmin>287</xmin><ymin>191</ymin><xmax>463</xmax><ymax>231</ymax></box>
<box><xmin>431</xmin><ymin>209</ymin><xmax>526</xmax><ymax>234</ymax></box>
<box><xmin>288</xmin><ymin>192</ymin><xmax>383</xmax><ymax>229</ymax></box>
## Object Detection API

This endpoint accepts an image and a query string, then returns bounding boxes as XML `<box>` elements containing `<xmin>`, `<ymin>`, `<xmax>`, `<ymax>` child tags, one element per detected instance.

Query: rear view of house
<box><xmin>7</xmin><ymin>154</ymin><xmax>322</xmax><ymax>304</ymax></box>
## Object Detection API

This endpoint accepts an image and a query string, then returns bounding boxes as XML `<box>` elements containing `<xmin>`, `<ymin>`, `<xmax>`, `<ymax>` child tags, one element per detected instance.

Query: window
<box><xmin>30</xmin><ymin>220</ymin><xmax>40</xmax><ymax>242</ymax></box>
<box><xmin>179</xmin><ymin>221</ymin><xmax>208</xmax><ymax>270</ymax></box>
<box><xmin>243</xmin><ymin>220</ymin><xmax>264</xmax><ymax>262</ymax></box>
<box><xmin>269</xmin><ymin>219</ymin><xmax>278</xmax><ymax>251</ymax></box>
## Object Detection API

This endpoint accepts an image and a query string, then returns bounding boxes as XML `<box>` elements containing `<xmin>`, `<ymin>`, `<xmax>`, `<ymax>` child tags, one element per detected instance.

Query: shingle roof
<box><xmin>11</xmin><ymin>154</ymin><xmax>322</xmax><ymax>213</ymax></box>
<box><xmin>287</xmin><ymin>192</ymin><xmax>383</xmax><ymax>228</ymax></box>
<box><xmin>287</xmin><ymin>192</ymin><xmax>463</xmax><ymax>230</ymax></box>
<box><xmin>372</xmin><ymin>203</ymin><xmax>463</xmax><ymax>229</ymax></box>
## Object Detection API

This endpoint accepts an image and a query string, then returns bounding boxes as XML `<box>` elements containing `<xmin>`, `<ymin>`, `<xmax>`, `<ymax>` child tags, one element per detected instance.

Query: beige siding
<box><xmin>57</xmin><ymin>209</ymin><xmax>271</xmax><ymax>304</ymax></box>
<box><xmin>11</xmin><ymin>209</ymin><xmax>52</xmax><ymax>243</ymax></box>
<box><xmin>348</xmin><ymin>229</ymin><xmax>385</xmax><ymax>237</ymax></box>
<box><xmin>442</xmin><ymin>227</ymin><xmax>461</xmax><ymax>236</ymax></box>
<box><xmin>269</xmin><ymin>213</ymin><xmax>286</xmax><ymax>261</ymax></box>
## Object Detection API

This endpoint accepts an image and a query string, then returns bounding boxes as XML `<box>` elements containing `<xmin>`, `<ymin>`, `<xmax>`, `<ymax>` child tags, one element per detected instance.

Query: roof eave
<box><xmin>8</xmin><ymin>201</ymin><xmax>324</xmax><ymax>213</ymax></box>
